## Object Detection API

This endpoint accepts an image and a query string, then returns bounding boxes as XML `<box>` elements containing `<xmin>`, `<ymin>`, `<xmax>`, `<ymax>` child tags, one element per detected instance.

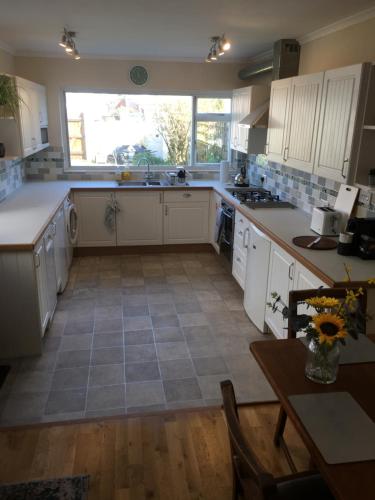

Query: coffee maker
<box><xmin>346</xmin><ymin>217</ymin><xmax>375</xmax><ymax>259</ymax></box>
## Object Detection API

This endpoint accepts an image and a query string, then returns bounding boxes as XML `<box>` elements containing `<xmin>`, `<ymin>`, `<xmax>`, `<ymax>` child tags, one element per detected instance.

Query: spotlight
<box><xmin>222</xmin><ymin>36</ymin><xmax>231</xmax><ymax>51</ymax></box>
<box><xmin>59</xmin><ymin>34</ymin><xmax>67</xmax><ymax>48</ymax></box>
<box><xmin>211</xmin><ymin>48</ymin><xmax>217</xmax><ymax>61</ymax></box>
<box><xmin>218</xmin><ymin>41</ymin><xmax>225</xmax><ymax>56</ymax></box>
<box><xmin>73</xmin><ymin>48</ymin><xmax>81</xmax><ymax>60</ymax></box>
<box><xmin>206</xmin><ymin>52</ymin><xmax>212</xmax><ymax>62</ymax></box>
<box><xmin>59</xmin><ymin>28</ymin><xmax>80</xmax><ymax>59</ymax></box>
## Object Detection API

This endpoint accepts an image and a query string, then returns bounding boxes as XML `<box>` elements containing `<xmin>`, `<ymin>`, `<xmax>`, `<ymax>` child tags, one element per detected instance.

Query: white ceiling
<box><xmin>1</xmin><ymin>0</ymin><xmax>375</xmax><ymax>61</ymax></box>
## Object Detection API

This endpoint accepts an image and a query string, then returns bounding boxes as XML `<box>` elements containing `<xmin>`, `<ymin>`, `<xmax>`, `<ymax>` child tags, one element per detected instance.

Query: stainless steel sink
<box><xmin>117</xmin><ymin>180</ymin><xmax>163</xmax><ymax>187</ymax></box>
<box><xmin>117</xmin><ymin>180</ymin><xmax>147</xmax><ymax>186</ymax></box>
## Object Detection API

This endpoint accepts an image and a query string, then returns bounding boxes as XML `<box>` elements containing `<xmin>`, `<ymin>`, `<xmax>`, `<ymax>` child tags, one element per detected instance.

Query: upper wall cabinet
<box><xmin>314</xmin><ymin>64</ymin><xmax>366</xmax><ymax>183</ymax></box>
<box><xmin>265</xmin><ymin>62</ymin><xmax>373</xmax><ymax>184</ymax></box>
<box><xmin>231</xmin><ymin>85</ymin><xmax>269</xmax><ymax>154</ymax></box>
<box><xmin>0</xmin><ymin>76</ymin><xmax>49</xmax><ymax>158</ymax></box>
<box><xmin>266</xmin><ymin>73</ymin><xmax>323</xmax><ymax>173</ymax></box>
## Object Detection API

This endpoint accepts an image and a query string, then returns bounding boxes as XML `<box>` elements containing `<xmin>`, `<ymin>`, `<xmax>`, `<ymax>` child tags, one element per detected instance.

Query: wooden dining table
<box><xmin>250</xmin><ymin>336</ymin><xmax>375</xmax><ymax>500</ymax></box>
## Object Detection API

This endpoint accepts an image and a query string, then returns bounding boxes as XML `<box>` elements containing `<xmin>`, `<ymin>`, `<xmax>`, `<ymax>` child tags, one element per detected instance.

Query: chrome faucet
<box><xmin>137</xmin><ymin>156</ymin><xmax>153</xmax><ymax>180</ymax></box>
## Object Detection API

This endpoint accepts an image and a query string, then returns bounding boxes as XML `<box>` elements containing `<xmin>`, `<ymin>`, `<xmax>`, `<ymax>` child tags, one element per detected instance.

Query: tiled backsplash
<box><xmin>0</xmin><ymin>157</ymin><xmax>25</xmax><ymax>202</ymax></box>
<box><xmin>248</xmin><ymin>154</ymin><xmax>375</xmax><ymax>217</ymax></box>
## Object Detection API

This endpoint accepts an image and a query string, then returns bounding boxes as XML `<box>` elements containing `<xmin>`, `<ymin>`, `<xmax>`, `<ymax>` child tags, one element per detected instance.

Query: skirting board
<box><xmin>74</xmin><ymin>243</ymin><xmax>215</xmax><ymax>257</ymax></box>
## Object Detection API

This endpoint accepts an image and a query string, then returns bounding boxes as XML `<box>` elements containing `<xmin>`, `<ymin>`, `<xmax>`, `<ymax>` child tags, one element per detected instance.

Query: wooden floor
<box><xmin>0</xmin><ymin>403</ymin><xmax>309</xmax><ymax>499</ymax></box>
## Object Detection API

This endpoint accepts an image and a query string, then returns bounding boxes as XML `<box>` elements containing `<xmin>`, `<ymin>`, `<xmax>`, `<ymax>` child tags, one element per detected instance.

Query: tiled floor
<box><xmin>0</xmin><ymin>251</ymin><xmax>275</xmax><ymax>425</ymax></box>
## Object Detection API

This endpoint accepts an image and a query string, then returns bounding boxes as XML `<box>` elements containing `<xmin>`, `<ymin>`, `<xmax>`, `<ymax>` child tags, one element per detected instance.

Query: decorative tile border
<box><xmin>248</xmin><ymin>154</ymin><xmax>375</xmax><ymax>217</ymax></box>
<box><xmin>0</xmin><ymin>158</ymin><xmax>25</xmax><ymax>203</ymax></box>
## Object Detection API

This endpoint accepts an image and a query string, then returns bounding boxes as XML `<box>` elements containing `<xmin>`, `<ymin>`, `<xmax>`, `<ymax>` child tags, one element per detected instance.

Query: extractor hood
<box><xmin>238</xmin><ymin>100</ymin><xmax>269</xmax><ymax>129</ymax></box>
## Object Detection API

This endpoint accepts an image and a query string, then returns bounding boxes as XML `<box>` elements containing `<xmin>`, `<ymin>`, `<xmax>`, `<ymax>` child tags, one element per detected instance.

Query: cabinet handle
<box><xmin>264</xmin><ymin>143</ymin><xmax>269</xmax><ymax>155</ymax></box>
<box><xmin>342</xmin><ymin>158</ymin><xmax>349</xmax><ymax>178</ymax></box>
<box><xmin>288</xmin><ymin>262</ymin><xmax>294</xmax><ymax>281</ymax></box>
<box><xmin>236</xmin><ymin>257</ymin><xmax>241</xmax><ymax>263</ymax></box>
<box><xmin>238</xmin><ymin>230</ymin><xmax>243</xmax><ymax>236</ymax></box>
<box><xmin>283</xmin><ymin>146</ymin><xmax>289</xmax><ymax>162</ymax></box>
<box><xmin>34</xmin><ymin>252</ymin><xmax>41</xmax><ymax>268</ymax></box>
<box><xmin>165</xmin><ymin>205</ymin><xmax>168</xmax><ymax>216</ymax></box>
<box><xmin>159</xmin><ymin>192</ymin><xmax>163</xmax><ymax>204</ymax></box>
<box><xmin>243</xmin><ymin>227</ymin><xmax>250</xmax><ymax>249</ymax></box>
<box><xmin>183</xmin><ymin>193</ymin><xmax>192</xmax><ymax>198</ymax></box>
<box><xmin>252</xmin><ymin>244</ymin><xmax>256</xmax><ymax>249</ymax></box>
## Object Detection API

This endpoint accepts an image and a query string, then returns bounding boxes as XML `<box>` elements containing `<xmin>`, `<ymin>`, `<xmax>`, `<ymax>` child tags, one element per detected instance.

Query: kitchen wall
<box><xmin>248</xmin><ymin>155</ymin><xmax>375</xmax><ymax>217</ymax></box>
<box><xmin>14</xmin><ymin>56</ymin><xmax>245</xmax><ymax>149</ymax></box>
<box><xmin>0</xmin><ymin>46</ymin><xmax>15</xmax><ymax>74</ymax></box>
<box><xmin>0</xmin><ymin>157</ymin><xmax>24</xmax><ymax>202</ymax></box>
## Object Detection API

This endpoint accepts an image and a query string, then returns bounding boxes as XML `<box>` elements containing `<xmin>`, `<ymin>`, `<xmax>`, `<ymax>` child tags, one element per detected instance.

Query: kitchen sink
<box><xmin>117</xmin><ymin>180</ymin><xmax>163</xmax><ymax>187</ymax></box>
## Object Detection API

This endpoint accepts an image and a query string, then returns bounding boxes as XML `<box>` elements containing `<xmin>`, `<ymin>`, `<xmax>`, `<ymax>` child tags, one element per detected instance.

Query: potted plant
<box><xmin>0</xmin><ymin>75</ymin><xmax>21</xmax><ymax>119</ymax></box>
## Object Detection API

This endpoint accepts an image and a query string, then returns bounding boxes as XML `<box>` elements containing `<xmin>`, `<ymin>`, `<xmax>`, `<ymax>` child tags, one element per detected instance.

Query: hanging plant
<box><xmin>0</xmin><ymin>75</ymin><xmax>22</xmax><ymax>119</ymax></box>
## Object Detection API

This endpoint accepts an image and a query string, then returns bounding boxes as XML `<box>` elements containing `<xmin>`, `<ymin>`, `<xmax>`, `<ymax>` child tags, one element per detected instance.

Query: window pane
<box><xmin>197</xmin><ymin>98</ymin><xmax>231</xmax><ymax>114</ymax></box>
<box><xmin>65</xmin><ymin>93</ymin><xmax>192</xmax><ymax>167</ymax></box>
<box><xmin>196</xmin><ymin>121</ymin><xmax>229</xmax><ymax>163</ymax></box>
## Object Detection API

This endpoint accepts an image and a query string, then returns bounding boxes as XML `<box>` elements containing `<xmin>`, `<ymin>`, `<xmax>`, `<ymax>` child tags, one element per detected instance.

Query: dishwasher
<box><xmin>244</xmin><ymin>222</ymin><xmax>271</xmax><ymax>333</ymax></box>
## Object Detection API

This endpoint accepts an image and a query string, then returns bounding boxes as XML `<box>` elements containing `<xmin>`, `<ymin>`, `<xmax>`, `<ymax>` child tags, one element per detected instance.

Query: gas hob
<box><xmin>226</xmin><ymin>187</ymin><xmax>294</xmax><ymax>209</ymax></box>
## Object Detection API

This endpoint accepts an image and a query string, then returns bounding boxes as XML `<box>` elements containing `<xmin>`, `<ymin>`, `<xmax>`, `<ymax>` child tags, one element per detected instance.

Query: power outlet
<box><xmin>358</xmin><ymin>189</ymin><xmax>372</xmax><ymax>206</ymax></box>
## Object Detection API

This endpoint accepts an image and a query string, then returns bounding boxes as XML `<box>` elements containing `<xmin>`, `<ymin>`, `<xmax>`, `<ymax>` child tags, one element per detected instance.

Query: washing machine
<box><xmin>64</xmin><ymin>196</ymin><xmax>78</xmax><ymax>268</ymax></box>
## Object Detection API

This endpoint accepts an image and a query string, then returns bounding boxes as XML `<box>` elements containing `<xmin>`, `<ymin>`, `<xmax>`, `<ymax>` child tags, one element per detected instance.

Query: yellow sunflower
<box><xmin>312</xmin><ymin>313</ymin><xmax>347</xmax><ymax>345</ymax></box>
<box><xmin>305</xmin><ymin>296</ymin><xmax>340</xmax><ymax>309</ymax></box>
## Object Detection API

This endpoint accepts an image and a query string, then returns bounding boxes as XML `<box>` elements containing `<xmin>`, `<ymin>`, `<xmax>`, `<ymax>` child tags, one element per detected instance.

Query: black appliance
<box><xmin>219</xmin><ymin>200</ymin><xmax>235</xmax><ymax>264</ymax></box>
<box><xmin>347</xmin><ymin>217</ymin><xmax>375</xmax><ymax>260</ymax></box>
<box><xmin>226</xmin><ymin>187</ymin><xmax>294</xmax><ymax>209</ymax></box>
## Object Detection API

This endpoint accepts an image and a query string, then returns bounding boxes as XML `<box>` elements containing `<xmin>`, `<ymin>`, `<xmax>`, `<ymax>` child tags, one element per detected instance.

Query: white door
<box><xmin>44</xmin><ymin>225</ymin><xmax>58</xmax><ymax>327</ymax></box>
<box><xmin>164</xmin><ymin>202</ymin><xmax>209</xmax><ymax>244</ymax></box>
<box><xmin>230</xmin><ymin>91</ymin><xmax>241</xmax><ymax>150</ymax></box>
<box><xmin>116</xmin><ymin>191</ymin><xmax>163</xmax><ymax>245</ymax></box>
<box><xmin>237</xmin><ymin>88</ymin><xmax>251</xmax><ymax>153</ymax></box>
<box><xmin>37</xmin><ymin>84</ymin><xmax>48</xmax><ymax>127</ymax></box>
<box><xmin>265</xmin><ymin>243</ymin><xmax>295</xmax><ymax>339</ymax></box>
<box><xmin>75</xmin><ymin>191</ymin><xmax>117</xmax><ymax>247</ymax></box>
<box><xmin>244</xmin><ymin>224</ymin><xmax>271</xmax><ymax>332</ymax></box>
<box><xmin>16</xmin><ymin>78</ymin><xmax>42</xmax><ymax>157</ymax></box>
<box><xmin>314</xmin><ymin>64</ymin><xmax>364</xmax><ymax>182</ymax></box>
<box><xmin>34</xmin><ymin>238</ymin><xmax>50</xmax><ymax>335</ymax></box>
<box><xmin>284</xmin><ymin>73</ymin><xmax>324</xmax><ymax>172</ymax></box>
<box><xmin>266</xmin><ymin>78</ymin><xmax>292</xmax><ymax>162</ymax></box>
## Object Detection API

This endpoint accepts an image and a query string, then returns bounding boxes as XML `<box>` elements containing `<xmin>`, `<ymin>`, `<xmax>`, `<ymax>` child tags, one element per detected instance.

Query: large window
<box><xmin>64</xmin><ymin>92</ymin><xmax>230</xmax><ymax>169</ymax></box>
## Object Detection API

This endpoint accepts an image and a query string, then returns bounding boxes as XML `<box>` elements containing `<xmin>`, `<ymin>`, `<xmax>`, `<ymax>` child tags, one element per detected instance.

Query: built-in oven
<box><xmin>220</xmin><ymin>200</ymin><xmax>235</xmax><ymax>264</ymax></box>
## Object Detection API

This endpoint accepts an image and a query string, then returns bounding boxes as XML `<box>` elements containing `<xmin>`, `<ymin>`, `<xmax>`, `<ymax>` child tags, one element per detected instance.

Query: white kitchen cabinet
<box><xmin>265</xmin><ymin>242</ymin><xmax>295</xmax><ymax>339</ymax></box>
<box><xmin>284</xmin><ymin>72</ymin><xmax>323</xmax><ymax>172</ymax></box>
<box><xmin>34</xmin><ymin>237</ymin><xmax>50</xmax><ymax>334</ymax></box>
<box><xmin>75</xmin><ymin>191</ymin><xmax>117</xmax><ymax>247</ymax></box>
<box><xmin>54</xmin><ymin>206</ymin><xmax>68</xmax><ymax>292</ymax></box>
<box><xmin>232</xmin><ymin>211</ymin><xmax>251</xmax><ymax>289</ymax></box>
<box><xmin>116</xmin><ymin>191</ymin><xmax>163</xmax><ymax>245</ymax></box>
<box><xmin>314</xmin><ymin>64</ymin><xmax>364</xmax><ymax>182</ymax></box>
<box><xmin>43</xmin><ymin>223</ymin><xmax>58</xmax><ymax>329</ymax></box>
<box><xmin>244</xmin><ymin>223</ymin><xmax>271</xmax><ymax>332</ymax></box>
<box><xmin>37</xmin><ymin>84</ymin><xmax>48</xmax><ymax>127</ymax></box>
<box><xmin>266</xmin><ymin>78</ymin><xmax>292</xmax><ymax>162</ymax></box>
<box><xmin>164</xmin><ymin>202</ymin><xmax>209</xmax><ymax>244</ymax></box>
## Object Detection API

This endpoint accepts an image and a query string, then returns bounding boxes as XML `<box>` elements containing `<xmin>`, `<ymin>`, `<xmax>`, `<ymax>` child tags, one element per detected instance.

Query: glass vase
<box><xmin>305</xmin><ymin>339</ymin><xmax>340</xmax><ymax>384</ymax></box>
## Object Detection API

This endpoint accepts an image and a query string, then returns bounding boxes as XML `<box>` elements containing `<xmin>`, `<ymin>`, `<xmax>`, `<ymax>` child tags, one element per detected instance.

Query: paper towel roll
<box><xmin>220</xmin><ymin>161</ymin><xmax>230</xmax><ymax>184</ymax></box>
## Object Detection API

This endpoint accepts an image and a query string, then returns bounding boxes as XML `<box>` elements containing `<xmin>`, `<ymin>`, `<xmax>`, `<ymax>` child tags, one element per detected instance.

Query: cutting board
<box><xmin>334</xmin><ymin>184</ymin><xmax>359</xmax><ymax>231</ymax></box>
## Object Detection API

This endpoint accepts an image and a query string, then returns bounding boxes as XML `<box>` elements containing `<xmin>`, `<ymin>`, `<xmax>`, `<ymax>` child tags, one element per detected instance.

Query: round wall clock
<box><xmin>129</xmin><ymin>66</ymin><xmax>148</xmax><ymax>85</ymax></box>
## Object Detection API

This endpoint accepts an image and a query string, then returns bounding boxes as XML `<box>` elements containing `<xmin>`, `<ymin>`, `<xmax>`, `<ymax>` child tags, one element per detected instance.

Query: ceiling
<box><xmin>1</xmin><ymin>0</ymin><xmax>375</xmax><ymax>61</ymax></box>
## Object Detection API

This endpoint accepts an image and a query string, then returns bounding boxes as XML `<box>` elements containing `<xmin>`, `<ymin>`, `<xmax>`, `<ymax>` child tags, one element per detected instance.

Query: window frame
<box><xmin>61</xmin><ymin>89</ymin><xmax>231</xmax><ymax>172</ymax></box>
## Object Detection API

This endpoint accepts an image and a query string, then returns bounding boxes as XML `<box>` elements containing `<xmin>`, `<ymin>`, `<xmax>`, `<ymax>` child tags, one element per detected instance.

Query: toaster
<box><xmin>310</xmin><ymin>207</ymin><xmax>341</xmax><ymax>236</ymax></box>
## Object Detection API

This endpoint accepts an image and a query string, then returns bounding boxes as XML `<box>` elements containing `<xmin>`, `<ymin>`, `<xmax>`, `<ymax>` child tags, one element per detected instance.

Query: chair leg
<box><xmin>274</xmin><ymin>407</ymin><xmax>287</xmax><ymax>447</ymax></box>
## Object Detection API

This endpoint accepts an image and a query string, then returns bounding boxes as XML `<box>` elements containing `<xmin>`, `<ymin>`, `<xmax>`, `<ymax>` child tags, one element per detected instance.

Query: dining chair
<box><xmin>220</xmin><ymin>379</ymin><xmax>334</xmax><ymax>500</ymax></box>
<box><xmin>273</xmin><ymin>287</ymin><xmax>368</xmax><ymax>450</ymax></box>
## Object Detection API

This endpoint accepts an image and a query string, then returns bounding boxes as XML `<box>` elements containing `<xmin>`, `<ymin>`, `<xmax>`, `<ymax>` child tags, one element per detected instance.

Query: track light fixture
<box><xmin>59</xmin><ymin>28</ymin><xmax>80</xmax><ymax>60</ymax></box>
<box><xmin>205</xmin><ymin>34</ymin><xmax>231</xmax><ymax>62</ymax></box>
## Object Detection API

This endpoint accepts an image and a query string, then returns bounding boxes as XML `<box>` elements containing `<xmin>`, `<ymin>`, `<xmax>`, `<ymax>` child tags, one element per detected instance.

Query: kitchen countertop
<box><xmin>0</xmin><ymin>180</ymin><xmax>374</xmax><ymax>286</ymax></box>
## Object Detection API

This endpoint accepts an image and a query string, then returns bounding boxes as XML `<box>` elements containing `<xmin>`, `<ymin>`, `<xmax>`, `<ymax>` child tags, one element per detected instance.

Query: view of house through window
<box><xmin>65</xmin><ymin>92</ymin><xmax>230</xmax><ymax>168</ymax></box>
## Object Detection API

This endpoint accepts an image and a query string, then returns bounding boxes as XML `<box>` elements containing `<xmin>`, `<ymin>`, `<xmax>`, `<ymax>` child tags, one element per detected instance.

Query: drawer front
<box><xmin>232</xmin><ymin>247</ymin><xmax>247</xmax><ymax>289</ymax></box>
<box><xmin>164</xmin><ymin>190</ymin><xmax>210</xmax><ymax>203</ymax></box>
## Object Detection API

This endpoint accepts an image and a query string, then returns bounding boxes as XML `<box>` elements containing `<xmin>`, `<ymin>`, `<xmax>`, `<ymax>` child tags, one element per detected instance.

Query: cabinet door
<box><xmin>44</xmin><ymin>225</ymin><xmax>58</xmax><ymax>323</ymax></box>
<box><xmin>75</xmin><ymin>191</ymin><xmax>116</xmax><ymax>247</ymax></box>
<box><xmin>164</xmin><ymin>202</ymin><xmax>209</xmax><ymax>244</ymax></box>
<box><xmin>292</xmin><ymin>262</ymin><xmax>328</xmax><ymax>337</ymax></box>
<box><xmin>314</xmin><ymin>64</ymin><xmax>364</xmax><ymax>182</ymax></box>
<box><xmin>116</xmin><ymin>191</ymin><xmax>163</xmax><ymax>245</ymax></box>
<box><xmin>284</xmin><ymin>73</ymin><xmax>323</xmax><ymax>172</ymax></box>
<box><xmin>209</xmin><ymin>191</ymin><xmax>222</xmax><ymax>253</ymax></box>
<box><xmin>34</xmin><ymin>238</ymin><xmax>50</xmax><ymax>335</ymax></box>
<box><xmin>237</xmin><ymin>89</ymin><xmax>251</xmax><ymax>153</ymax></box>
<box><xmin>230</xmin><ymin>91</ymin><xmax>240</xmax><ymax>150</ymax></box>
<box><xmin>266</xmin><ymin>78</ymin><xmax>292</xmax><ymax>162</ymax></box>
<box><xmin>17</xmin><ymin>78</ymin><xmax>42</xmax><ymax>157</ymax></box>
<box><xmin>37</xmin><ymin>84</ymin><xmax>48</xmax><ymax>127</ymax></box>
<box><xmin>265</xmin><ymin>243</ymin><xmax>295</xmax><ymax>339</ymax></box>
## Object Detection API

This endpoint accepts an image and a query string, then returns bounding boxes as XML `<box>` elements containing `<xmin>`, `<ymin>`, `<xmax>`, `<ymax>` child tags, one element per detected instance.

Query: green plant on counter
<box><xmin>0</xmin><ymin>75</ymin><xmax>22</xmax><ymax>119</ymax></box>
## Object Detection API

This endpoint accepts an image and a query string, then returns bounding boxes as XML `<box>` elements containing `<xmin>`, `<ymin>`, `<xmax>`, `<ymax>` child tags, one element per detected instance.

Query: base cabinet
<box><xmin>164</xmin><ymin>202</ymin><xmax>209</xmax><ymax>244</ymax></box>
<box><xmin>116</xmin><ymin>191</ymin><xmax>163</xmax><ymax>245</ymax></box>
<box><xmin>75</xmin><ymin>191</ymin><xmax>116</xmax><ymax>247</ymax></box>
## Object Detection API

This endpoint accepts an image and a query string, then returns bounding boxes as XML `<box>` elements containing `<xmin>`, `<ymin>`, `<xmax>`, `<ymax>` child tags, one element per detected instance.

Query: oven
<box><xmin>220</xmin><ymin>200</ymin><xmax>235</xmax><ymax>264</ymax></box>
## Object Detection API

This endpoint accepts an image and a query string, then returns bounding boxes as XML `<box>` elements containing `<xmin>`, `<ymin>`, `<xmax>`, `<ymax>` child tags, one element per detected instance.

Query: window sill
<box><xmin>65</xmin><ymin>166</ymin><xmax>220</xmax><ymax>174</ymax></box>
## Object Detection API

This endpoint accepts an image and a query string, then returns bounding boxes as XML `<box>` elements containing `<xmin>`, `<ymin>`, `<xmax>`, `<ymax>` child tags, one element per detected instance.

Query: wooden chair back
<box><xmin>288</xmin><ymin>287</ymin><xmax>367</xmax><ymax>339</ymax></box>
<box><xmin>220</xmin><ymin>380</ymin><xmax>278</xmax><ymax>500</ymax></box>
